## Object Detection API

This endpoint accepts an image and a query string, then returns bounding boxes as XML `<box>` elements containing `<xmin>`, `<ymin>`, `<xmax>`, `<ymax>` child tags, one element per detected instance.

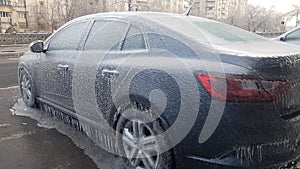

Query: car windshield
<box><xmin>192</xmin><ymin>21</ymin><xmax>266</xmax><ymax>42</ymax></box>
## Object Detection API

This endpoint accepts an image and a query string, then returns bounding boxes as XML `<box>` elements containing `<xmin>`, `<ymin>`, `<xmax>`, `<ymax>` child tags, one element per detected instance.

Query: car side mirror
<box><xmin>30</xmin><ymin>41</ymin><xmax>45</xmax><ymax>53</ymax></box>
<box><xmin>279</xmin><ymin>36</ymin><xmax>286</xmax><ymax>41</ymax></box>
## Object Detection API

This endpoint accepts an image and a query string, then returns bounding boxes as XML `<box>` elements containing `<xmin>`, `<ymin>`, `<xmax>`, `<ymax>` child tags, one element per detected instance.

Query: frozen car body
<box><xmin>275</xmin><ymin>26</ymin><xmax>300</xmax><ymax>45</ymax></box>
<box><xmin>18</xmin><ymin>12</ymin><xmax>300</xmax><ymax>169</ymax></box>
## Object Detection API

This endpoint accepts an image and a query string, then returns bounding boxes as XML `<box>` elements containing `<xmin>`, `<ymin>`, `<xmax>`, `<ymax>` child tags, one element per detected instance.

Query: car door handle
<box><xmin>101</xmin><ymin>69</ymin><xmax>119</xmax><ymax>77</ymax></box>
<box><xmin>57</xmin><ymin>64</ymin><xmax>69</xmax><ymax>71</ymax></box>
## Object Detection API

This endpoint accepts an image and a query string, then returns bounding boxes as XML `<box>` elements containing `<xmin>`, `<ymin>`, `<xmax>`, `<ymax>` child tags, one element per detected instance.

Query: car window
<box><xmin>48</xmin><ymin>21</ymin><xmax>87</xmax><ymax>51</ymax></box>
<box><xmin>192</xmin><ymin>21</ymin><xmax>266</xmax><ymax>42</ymax></box>
<box><xmin>84</xmin><ymin>20</ymin><xmax>129</xmax><ymax>51</ymax></box>
<box><xmin>148</xmin><ymin>33</ymin><xmax>196</xmax><ymax>57</ymax></box>
<box><xmin>121</xmin><ymin>26</ymin><xmax>146</xmax><ymax>51</ymax></box>
<box><xmin>286</xmin><ymin>29</ymin><xmax>300</xmax><ymax>41</ymax></box>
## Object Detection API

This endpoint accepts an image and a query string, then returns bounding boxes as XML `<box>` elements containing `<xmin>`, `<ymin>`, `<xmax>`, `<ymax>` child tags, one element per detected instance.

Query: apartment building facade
<box><xmin>107</xmin><ymin>0</ymin><xmax>190</xmax><ymax>13</ymax></box>
<box><xmin>188</xmin><ymin>0</ymin><xmax>247</xmax><ymax>20</ymax></box>
<box><xmin>216</xmin><ymin>0</ymin><xmax>247</xmax><ymax>21</ymax></box>
<box><xmin>0</xmin><ymin>0</ymin><xmax>28</xmax><ymax>33</ymax></box>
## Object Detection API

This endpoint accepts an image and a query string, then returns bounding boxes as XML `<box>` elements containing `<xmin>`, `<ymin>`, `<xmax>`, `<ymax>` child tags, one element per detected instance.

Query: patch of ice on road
<box><xmin>10</xmin><ymin>108</ymin><xmax>16</xmax><ymax>115</ymax></box>
<box><xmin>12</xmin><ymin>99</ymin><xmax>126</xmax><ymax>169</ymax></box>
<box><xmin>12</xmin><ymin>99</ymin><xmax>56</xmax><ymax>129</ymax></box>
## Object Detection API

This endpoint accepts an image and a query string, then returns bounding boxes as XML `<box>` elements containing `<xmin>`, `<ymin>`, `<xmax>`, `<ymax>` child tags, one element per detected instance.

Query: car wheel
<box><xmin>116</xmin><ymin>105</ymin><xmax>174</xmax><ymax>169</ymax></box>
<box><xmin>19</xmin><ymin>69</ymin><xmax>36</xmax><ymax>107</ymax></box>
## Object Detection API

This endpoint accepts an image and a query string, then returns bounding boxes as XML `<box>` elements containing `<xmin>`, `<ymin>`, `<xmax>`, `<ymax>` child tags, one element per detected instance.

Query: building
<box><xmin>106</xmin><ymin>0</ymin><xmax>191</xmax><ymax>13</ymax></box>
<box><xmin>0</xmin><ymin>0</ymin><xmax>29</xmax><ymax>33</ymax></box>
<box><xmin>188</xmin><ymin>0</ymin><xmax>247</xmax><ymax>20</ymax></box>
<box><xmin>216</xmin><ymin>0</ymin><xmax>247</xmax><ymax>21</ymax></box>
<box><xmin>26</xmin><ymin>0</ymin><xmax>50</xmax><ymax>32</ymax></box>
<box><xmin>162</xmin><ymin>0</ymin><xmax>191</xmax><ymax>14</ymax></box>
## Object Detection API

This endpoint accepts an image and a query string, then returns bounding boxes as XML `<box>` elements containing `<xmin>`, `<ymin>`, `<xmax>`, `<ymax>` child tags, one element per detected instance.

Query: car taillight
<box><xmin>196</xmin><ymin>73</ymin><xmax>287</xmax><ymax>103</ymax></box>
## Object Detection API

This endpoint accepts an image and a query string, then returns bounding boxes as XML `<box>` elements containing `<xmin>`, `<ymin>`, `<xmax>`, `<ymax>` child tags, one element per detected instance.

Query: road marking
<box><xmin>0</xmin><ymin>123</ymin><xmax>10</xmax><ymax>128</ymax></box>
<box><xmin>0</xmin><ymin>131</ymin><xmax>37</xmax><ymax>142</ymax></box>
<box><xmin>8</xmin><ymin>58</ymin><xmax>20</xmax><ymax>61</ymax></box>
<box><xmin>0</xmin><ymin>86</ymin><xmax>19</xmax><ymax>90</ymax></box>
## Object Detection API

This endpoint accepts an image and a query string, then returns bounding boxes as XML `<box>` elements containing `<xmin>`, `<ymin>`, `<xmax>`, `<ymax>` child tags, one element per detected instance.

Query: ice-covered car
<box><xmin>275</xmin><ymin>26</ymin><xmax>300</xmax><ymax>45</ymax></box>
<box><xmin>19</xmin><ymin>12</ymin><xmax>300</xmax><ymax>169</ymax></box>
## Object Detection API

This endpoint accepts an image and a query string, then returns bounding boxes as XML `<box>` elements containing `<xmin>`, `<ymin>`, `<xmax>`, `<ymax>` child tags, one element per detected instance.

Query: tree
<box><xmin>227</xmin><ymin>4</ymin><xmax>283</xmax><ymax>33</ymax></box>
<box><xmin>36</xmin><ymin>0</ymin><xmax>105</xmax><ymax>32</ymax></box>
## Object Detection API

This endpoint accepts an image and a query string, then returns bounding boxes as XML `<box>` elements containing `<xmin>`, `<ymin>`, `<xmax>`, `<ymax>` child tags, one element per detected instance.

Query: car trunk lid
<box><xmin>217</xmin><ymin>41</ymin><xmax>300</xmax><ymax>118</ymax></box>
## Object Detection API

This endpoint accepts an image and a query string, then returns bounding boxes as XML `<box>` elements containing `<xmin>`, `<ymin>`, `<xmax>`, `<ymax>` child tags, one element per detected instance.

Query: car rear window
<box><xmin>193</xmin><ymin>21</ymin><xmax>266</xmax><ymax>42</ymax></box>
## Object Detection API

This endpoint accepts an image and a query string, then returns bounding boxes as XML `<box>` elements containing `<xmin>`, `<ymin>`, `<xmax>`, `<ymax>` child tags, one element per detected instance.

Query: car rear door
<box><xmin>37</xmin><ymin>20</ymin><xmax>90</xmax><ymax>110</ymax></box>
<box><xmin>96</xmin><ymin>25</ymin><xmax>148</xmax><ymax>122</ymax></box>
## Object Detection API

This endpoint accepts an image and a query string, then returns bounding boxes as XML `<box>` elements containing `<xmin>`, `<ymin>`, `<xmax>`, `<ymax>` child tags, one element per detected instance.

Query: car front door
<box><xmin>37</xmin><ymin>20</ymin><xmax>90</xmax><ymax>110</ymax></box>
<box><xmin>70</xmin><ymin>19</ymin><xmax>131</xmax><ymax>125</ymax></box>
<box><xmin>72</xmin><ymin>19</ymin><xmax>148</xmax><ymax>126</ymax></box>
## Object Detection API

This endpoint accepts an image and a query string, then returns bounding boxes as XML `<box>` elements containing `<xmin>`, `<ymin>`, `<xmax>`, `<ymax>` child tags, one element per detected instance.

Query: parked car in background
<box><xmin>275</xmin><ymin>26</ymin><xmax>300</xmax><ymax>45</ymax></box>
<box><xmin>19</xmin><ymin>12</ymin><xmax>300</xmax><ymax>169</ymax></box>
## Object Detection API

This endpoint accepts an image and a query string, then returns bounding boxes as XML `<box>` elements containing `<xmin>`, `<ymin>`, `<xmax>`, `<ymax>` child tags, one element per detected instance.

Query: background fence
<box><xmin>255</xmin><ymin>32</ymin><xmax>283</xmax><ymax>38</ymax></box>
<box><xmin>0</xmin><ymin>33</ymin><xmax>50</xmax><ymax>45</ymax></box>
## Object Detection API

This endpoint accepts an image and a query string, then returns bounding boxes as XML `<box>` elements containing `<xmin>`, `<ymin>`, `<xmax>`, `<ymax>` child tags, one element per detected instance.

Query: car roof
<box><xmin>67</xmin><ymin>12</ymin><xmax>218</xmax><ymax>40</ymax></box>
<box><xmin>60</xmin><ymin>12</ymin><xmax>215</xmax><ymax>41</ymax></box>
<box><xmin>74</xmin><ymin>12</ymin><xmax>209</xmax><ymax>21</ymax></box>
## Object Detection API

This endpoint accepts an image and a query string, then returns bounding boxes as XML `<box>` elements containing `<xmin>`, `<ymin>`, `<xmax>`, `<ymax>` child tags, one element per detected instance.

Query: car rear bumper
<box><xmin>185</xmin><ymin>154</ymin><xmax>300</xmax><ymax>169</ymax></box>
<box><xmin>180</xmin><ymin>135</ymin><xmax>300</xmax><ymax>169</ymax></box>
<box><xmin>173</xmin><ymin>101</ymin><xmax>300</xmax><ymax>169</ymax></box>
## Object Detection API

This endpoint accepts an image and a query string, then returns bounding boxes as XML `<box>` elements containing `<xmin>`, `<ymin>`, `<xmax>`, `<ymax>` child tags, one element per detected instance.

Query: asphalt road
<box><xmin>0</xmin><ymin>59</ymin><xmax>19</xmax><ymax>88</ymax></box>
<box><xmin>0</xmin><ymin>44</ymin><xmax>27</xmax><ymax>88</ymax></box>
<box><xmin>0</xmin><ymin>48</ymin><xmax>98</xmax><ymax>169</ymax></box>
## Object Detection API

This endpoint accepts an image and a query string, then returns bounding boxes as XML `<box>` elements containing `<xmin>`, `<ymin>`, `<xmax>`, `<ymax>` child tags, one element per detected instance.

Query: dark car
<box><xmin>275</xmin><ymin>26</ymin><xmax>300</xmax><ymax>45</ymax></box>
<box><xmin>19</xmin><ymin>12</ymin><xmax>300</xmax><ymax>169</ymax></box>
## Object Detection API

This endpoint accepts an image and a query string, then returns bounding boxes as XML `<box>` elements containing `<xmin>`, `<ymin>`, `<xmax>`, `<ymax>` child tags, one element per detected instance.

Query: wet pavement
<box><xmin>0</xmin><ymin>50</ymin><xmax>99</xmax><ymax>169</ymax></box>
<box><xmin>0</xmin><ymin>59</ymin><xmax>18</xmax><ymax>88</ymax></box>
<box><xmin>0</xmin><ymin>44</ymin><xmax>25</xmax><ymax>88</ymax></box>
<box><xmin>0</xmin><ymin>87</ymin><xmax>98</xmax><ymax>169</ymax></box>
<box><xmin>0</xmin><ymin>44</ymin><xmax>28</xmax><ymax>59</ymax></box>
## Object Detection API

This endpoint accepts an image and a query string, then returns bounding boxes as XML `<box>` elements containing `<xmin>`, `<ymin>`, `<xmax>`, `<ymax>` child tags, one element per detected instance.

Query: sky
<box><xmin>248</xmin><ymin>0</ymin><xmax>300</xmax><ymax>13</ymax></box>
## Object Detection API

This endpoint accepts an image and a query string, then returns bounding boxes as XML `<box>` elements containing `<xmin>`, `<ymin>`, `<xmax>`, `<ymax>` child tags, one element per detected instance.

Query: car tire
<box><xmin>115</xmin><ymin>103</ymin><xmax>174</xmax><ymax>169</ymax></box>
<box><xmin>19</xmin><ymin>69</ymin><xmax>36</xmax><ymax>107</ymax></box>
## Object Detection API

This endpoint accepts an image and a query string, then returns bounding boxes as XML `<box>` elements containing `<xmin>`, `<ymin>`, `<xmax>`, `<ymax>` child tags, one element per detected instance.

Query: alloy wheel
<box><xmin>21</xmin><ymin>74</ymin><xmax>33</xmax><ymax>103</ymax></box>
<box><xmin>122</xmin><ymin>119</ymin><xmax>160</xmax><ymax>169</ymax></box>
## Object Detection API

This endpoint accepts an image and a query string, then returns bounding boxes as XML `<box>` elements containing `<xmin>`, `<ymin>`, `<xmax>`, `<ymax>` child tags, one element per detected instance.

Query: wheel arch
<box><xmin>111</xmin><ymin>93</ymin><xmax>172</xmax><ymax>134</ymax></box>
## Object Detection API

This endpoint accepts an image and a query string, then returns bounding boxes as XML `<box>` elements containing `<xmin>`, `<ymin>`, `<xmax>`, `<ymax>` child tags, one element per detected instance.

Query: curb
<box><xmin>0</xmin><ymin>52</ymin><xmax>25</xmax><ymax>59</ymax></box>
<box><xmin>0</xmin><ymin>44</ymin><xmax>28</xmax><ymax>47</ymax></box>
